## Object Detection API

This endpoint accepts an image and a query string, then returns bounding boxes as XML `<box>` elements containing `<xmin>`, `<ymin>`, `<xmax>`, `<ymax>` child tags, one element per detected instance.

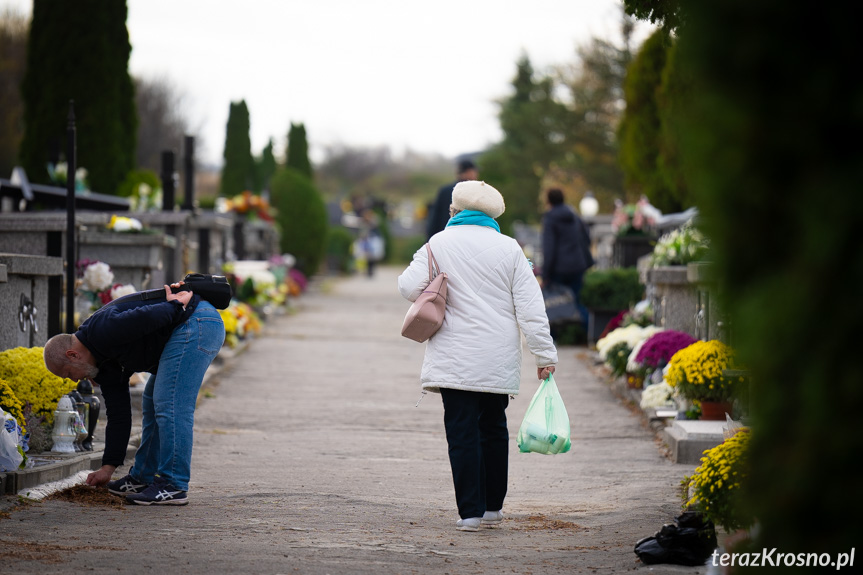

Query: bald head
<box><xmin>44</xmin><ymin>334</ymin><xmax>99</xmax><ymax>381</ymax></box>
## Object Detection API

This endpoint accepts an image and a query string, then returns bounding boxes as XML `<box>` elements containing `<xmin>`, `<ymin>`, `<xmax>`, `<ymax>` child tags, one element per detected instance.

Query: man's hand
<box><xmin>538</xmin><ymin>366</ymin><xmax>556</xmax><ymax>380</ymax></box>
<box><xmin>86</xmin><ymin>464</ymin><xmax>116</xmax><ymax>487</ymax></box>
<box><xmin>165</xmin><ymin>284</ymin><xmax>192</xmax><ymax>308</ymax></box>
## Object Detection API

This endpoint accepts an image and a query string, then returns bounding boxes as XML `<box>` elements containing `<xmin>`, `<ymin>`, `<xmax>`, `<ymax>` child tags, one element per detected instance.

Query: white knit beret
<box><xmin>451</xmin><ymin>180</ymin><xmax>505</xmax><ymax>218</ymax></box>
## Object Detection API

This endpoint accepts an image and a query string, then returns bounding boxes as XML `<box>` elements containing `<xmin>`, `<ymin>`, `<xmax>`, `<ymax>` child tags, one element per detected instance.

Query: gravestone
<box><xmin>78</xmin><ymin>230</ymin><xmax>175</xmax><ymax>290</ymax></box>
<box><xmin>687</xmin><ymin>262</ymin><xmax>730</xmax><ymax>343</ymax></box>
<box><xmin>645</xmin><ymin>265</ymin><xmax>697</xmax><ymax>337</ymax></box>
<box><xmin>0</xmin><ymin>253</ymin><xmax>63</xmax><ymax>350</ymax></box>
<box><xmin>663</xmin><ymin>420</ymin><xmax>726</xmax><ymax>464</ymax></box>
<box><xmin>189</xmin><ymin>211</ymin><xmax>235</xmax><ymax>275</ymax></box>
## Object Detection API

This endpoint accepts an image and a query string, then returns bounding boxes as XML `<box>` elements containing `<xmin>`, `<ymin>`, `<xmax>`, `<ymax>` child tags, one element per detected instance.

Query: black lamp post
<box><xmin>65</xmin><ymin>100</ymin><xmax>77</xmax><ymax>333</ymax></box>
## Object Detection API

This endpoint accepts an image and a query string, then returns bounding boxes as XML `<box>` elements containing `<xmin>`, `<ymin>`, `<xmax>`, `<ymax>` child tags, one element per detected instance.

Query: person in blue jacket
<box><xmin>43</xmin><ymin>283</ymin><xmax>225</xmax><ymax>506</ymax></box>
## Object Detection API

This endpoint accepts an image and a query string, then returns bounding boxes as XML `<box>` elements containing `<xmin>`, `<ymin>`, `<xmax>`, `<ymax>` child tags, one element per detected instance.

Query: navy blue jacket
<box><xmin>75</xmin><ymin>294</ymin><xmax>200</xmax><ymax>467</ymax></box>
<box><xmin>541</xmin><ymin>204</ymin><xmax>594</xmax><ymax>281</ymax></box>
<box><xmin>427</xmin><ymin>180</ymin><xmax>457</xmax><ymax>240</ymax></box>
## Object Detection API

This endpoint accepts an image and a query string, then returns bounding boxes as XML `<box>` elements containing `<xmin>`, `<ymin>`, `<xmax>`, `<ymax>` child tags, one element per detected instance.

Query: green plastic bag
<box><xmin>517</xmin><ymin>374</ymin><xmax>571</xmax><ymax>454</ymax></box>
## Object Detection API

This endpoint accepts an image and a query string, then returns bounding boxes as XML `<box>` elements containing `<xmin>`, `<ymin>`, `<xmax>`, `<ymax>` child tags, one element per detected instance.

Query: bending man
<box><xmin>44</xmin><ymin>283</ymin><xmax>225</xmax><ymax>506</ymax></box>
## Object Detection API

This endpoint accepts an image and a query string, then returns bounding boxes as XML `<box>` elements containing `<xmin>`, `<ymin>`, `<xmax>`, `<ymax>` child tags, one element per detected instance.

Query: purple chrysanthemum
<box><xmin>635</xmin><ymin>330</ymin><xmax>698</xmax><ymax>370</ymax></box>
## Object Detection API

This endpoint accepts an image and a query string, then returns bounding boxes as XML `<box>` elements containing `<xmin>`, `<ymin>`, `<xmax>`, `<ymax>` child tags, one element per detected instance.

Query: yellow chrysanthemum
<box><xmin>0</xmin><ymin>347</ymin><xmax>77</xmax><ymax>425</ymax></box>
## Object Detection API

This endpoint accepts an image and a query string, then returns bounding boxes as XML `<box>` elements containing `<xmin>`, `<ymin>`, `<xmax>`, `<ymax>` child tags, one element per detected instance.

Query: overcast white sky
<box><xmin>3</xmin><ymin>0</ymin><xmax>653</xmax><ymax>167</ymax></box>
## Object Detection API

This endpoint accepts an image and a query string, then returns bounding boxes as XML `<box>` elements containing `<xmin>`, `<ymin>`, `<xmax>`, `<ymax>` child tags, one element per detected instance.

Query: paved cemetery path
<box><xmin>0</xmin><ymin>266</ymin><xmax>701</xmax><ymax>574</ymax></box>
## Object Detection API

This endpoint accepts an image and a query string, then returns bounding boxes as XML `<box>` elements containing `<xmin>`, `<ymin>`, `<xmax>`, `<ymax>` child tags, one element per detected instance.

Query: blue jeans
<box><xmin>440</xmin><ymin>388</ymin><xmax>510</xmax><ymax>519</ymax></box>
<box><xmin>131</xmin><ymin>301</ymin><xmax>225</xmax><ymax>491</ymax></box>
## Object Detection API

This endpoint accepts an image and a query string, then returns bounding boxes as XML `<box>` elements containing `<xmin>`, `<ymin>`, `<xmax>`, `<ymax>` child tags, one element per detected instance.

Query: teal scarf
<box><xmin>446</xmin><ymin>210</ymin><xmax>501</xmax><ymax>233</ymax></box>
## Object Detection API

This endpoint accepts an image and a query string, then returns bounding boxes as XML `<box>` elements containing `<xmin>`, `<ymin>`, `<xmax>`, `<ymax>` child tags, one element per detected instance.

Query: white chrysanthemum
<box><xmin>596</xmin><ymin>324</ymin><xmax>664</xmax><ymax>360</ymax></box>
<box><xmin>640</xmin><ymin>381</ymin><xmax>675</xmax><ymax>409</ymax></box>
<box><xmin>627</xmin><ymin>337</ymin><xmax>649</xmax><ymax>373</ymax></box>
<box><xmin>82</xmin><ymin>262</ymin><xmax>114</xmax><ymax>292</ymax></box>
<box><xmin>110</xmin><ymin>284</ymin><xmax>137</xmax><ymax>300</ymax></box>
<box><xmin>250</xmin><ymin>269</ymin><xmax>277</xmax><ymax>290</ymax></box>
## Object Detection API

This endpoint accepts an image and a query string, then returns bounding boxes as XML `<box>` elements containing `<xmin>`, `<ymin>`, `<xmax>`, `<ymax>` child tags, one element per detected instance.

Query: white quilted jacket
<box><xmin>398</xmin><ymin>225</ymin><xmax>558</xmax><ymax>395</ymax></box>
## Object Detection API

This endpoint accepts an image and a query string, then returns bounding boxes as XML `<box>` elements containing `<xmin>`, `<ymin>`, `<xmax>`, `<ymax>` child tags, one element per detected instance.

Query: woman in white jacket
<box><xmin>398</xmin><ymin>180</ymin><xmax>558</xmax><ymax>532</ymax></box>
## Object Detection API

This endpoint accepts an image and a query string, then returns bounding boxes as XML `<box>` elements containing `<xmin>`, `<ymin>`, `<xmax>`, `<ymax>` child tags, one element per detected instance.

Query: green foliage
<box><xmin>550</xmin><ymin>322</ymin><xmax>587</xmax><ymax>346</ymax></box>
<box><xmin>481</xmin><ymin>55</ymin><xmax>568</xmax><ymax>234</ymax></box>
<box><xmin>254</xmin><ymin>138</ymin><xmax>277</xmax><ymax>192</ymax></box>
<box><xmin>0</xmin><ymin>8</ymin><xmax>27</xmax><ymax>177</ymax></box>
<box><xmin>618</xmin><ymin>30</ymin><xmax>675</xmax><ymax>212</ymax></box>
<box><xmin>656</xmin><ymin>40</ymin><xmax>694</xmax><ymax>209</ymax></box>
<box><xmin>485</xmin><ymin>23</ymin><xmax>634</xmax><ymax>228</ymax></box>
<box><xmin>672</xmin><ymin>0</ymin><xmax>863</xmax><ymax>554</ymax></box>
<box><xmin>553</xmin><ymin>26</ymin><xmax>632</xmax><ymax>210</ymax></box>
<box><xmin>619</xmin><ymin>29</ymin><xmax>696</xmax><ymax>213</ymax></box>
<box><xmin>605</xmin><ymin>341</ymin><xmax>632</xmax><ymax>377</ymax></box>
<box><xmin>623</xmin><ymin>0</ymin><xmax>682</xmax><ymax>33</ymax></box>
<box><xmin>286</xmin><ymin>122</ymin><xmax>312</xmax><ymax>179</ymax></box>
<box><xmin>237</xmin><ymin>277</ymin><xmax>256</xmax><ymax>302</ymax></box>
<box><xmin>20</xmin><ymin>0</ymin><xmax>136</xmax><ymax>195</ymax></box>
<box><xmin>220</xmin><ymin>100</ymin><xmax>253</xmax><ymax>197</ymax></box>
<box><xmin>580</xmin><ymin>268</ymin><xmax>644</xmax><ymax>311</ymax></box>
<box><xmin>390</xmin><ymin>235</ymin><xmax>427</xmax><ymax>265</ymax></box>
<box><xmin>269</xmin><ymin>168</ymin><xmax>328</xmax><ymax>275</ymax></box>
<box><xmin>117</xmin><ymin>168</ymin><xmax>159</xmax><ymax>197</ymax></box>
<box><xmin>325</xmin><ymin>226</ymin><xmax>355</xmax><ymax>273</ymax></box>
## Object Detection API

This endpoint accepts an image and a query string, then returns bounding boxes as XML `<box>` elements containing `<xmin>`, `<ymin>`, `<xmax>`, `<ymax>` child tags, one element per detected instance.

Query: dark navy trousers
<box><xmin>440</xmin><ymin>388</ymin><xmax>510</xmax><ymax>519</ymax></box>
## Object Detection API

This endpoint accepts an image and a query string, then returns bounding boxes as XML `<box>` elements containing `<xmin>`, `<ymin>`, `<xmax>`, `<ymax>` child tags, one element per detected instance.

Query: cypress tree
<box><xmin>269</xmin><ymin>167</ymin><xmax>328</xmax><ymax>275</ymax></box>
<box><xmin>626</xmin><ymin>0</ymin><xmax>863</xmax><ymax>554</ymax></box>
<box><xmin>679</xmin><ymin>0</ymin><xmax>863</xmax><ymax>554</ymax></box>
<box><xmin>617</xmin><ymin>29</ymin><xmax>681</xmax><ymax>212</ymax></box>
<box><xmin>19</xmin><ymin>0</ymin><xmax>136</xmax><ymax>195</ymax></box>
<box><xmin>254</xmin><ymin>138</ymin><xmax>277</xmax><ymax>193</ymax></box>
<box><xmin>219</xmin><ymin>100</ymin><xmax>253</xmax><ymax>197</ymax></box>
<box><xmin>480</xmin><ymin>55</ymin><xmax>567</xmax><ymax>234</ymax></box>
<box><xmin>285</xmin><ymin>122</ymin><xmax>312</xmax><ymax>179</ymax></box>
<box><xmin>0</xmin><ymin>8</ymin><xmax>28</xmax><ymax>177</ymax></box>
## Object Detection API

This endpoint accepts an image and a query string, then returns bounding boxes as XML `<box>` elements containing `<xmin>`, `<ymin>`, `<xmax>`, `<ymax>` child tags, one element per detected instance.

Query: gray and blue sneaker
<box><xmin>126</xmin><ymin>476</ymin><xmax>188</xmax><ymax>506</ymax></box>
<box><xmin>106</xmin><ymin>474</ymin><xmax>147</xmax><ymax>496</ymax></box>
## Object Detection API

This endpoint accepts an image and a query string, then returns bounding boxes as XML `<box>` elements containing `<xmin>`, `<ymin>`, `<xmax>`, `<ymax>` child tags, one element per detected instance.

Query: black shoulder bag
<box><xmin>108</xmin><ymin>273</ymin><xmax>233</xmax><ymax>310</ymax></box>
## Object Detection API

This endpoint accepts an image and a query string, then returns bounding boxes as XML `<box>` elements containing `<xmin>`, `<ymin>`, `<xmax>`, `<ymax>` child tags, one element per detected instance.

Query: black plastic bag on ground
<box><xmin>634</xmin><ymin>511</ymin><xmax>718</xmax><ymax>566</ymax></box>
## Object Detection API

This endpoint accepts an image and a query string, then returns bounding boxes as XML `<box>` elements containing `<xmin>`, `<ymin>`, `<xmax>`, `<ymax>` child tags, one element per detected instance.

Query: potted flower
<box><xmin>665</xmin><ymin>340</ymin><xmax>747</xmax><ymax>420</ymax></box>
<box><xmin>0</xmin><ymin>347</ymin><xmax>79</xmax><ymax>455</ymax></box>
<box><xmin>596</xmin><ymin>324</ymin><xmax>663</xmax><ymax>382</ymax></box>
<box><xmin>611</xmin><ymin>196</ymin><xmax>660</xmax><ymax>267</ymax></box>
<box><xmin>75</xmin><ymin>260</ymin><xmax>136</xmax><ymax>323</ymax></box>
<box><xmin>629</xmin><ymin>330</ymin><xmax>698</xmax><ymax>384</ymax></box>
<box><xmin>684</xmin><ymin>429</ymin><xmax>753</xmax><ymax>532</ymax></box>
<box><xmin>649</xmin><ymin>223</ymin><xmax>710</xmax><ymax>268</ymax></box>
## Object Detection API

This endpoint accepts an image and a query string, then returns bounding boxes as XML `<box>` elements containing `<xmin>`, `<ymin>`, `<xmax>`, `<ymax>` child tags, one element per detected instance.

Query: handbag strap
<box><xmin>426</xmin><ymin>243</ymin><xmax>441</xmax><ymax>280</ymax></box>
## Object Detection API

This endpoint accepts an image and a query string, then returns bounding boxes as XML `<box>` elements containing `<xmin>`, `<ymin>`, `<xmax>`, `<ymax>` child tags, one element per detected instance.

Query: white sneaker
<box><xmin>482</xmin><ymin>510</ymin><xmax>504</xmax><ymax>526</ymax></box>
<box><xmin>456</xmin><ymin>517</ymin><xmax>482</xmax><ymax>532</ymax></box>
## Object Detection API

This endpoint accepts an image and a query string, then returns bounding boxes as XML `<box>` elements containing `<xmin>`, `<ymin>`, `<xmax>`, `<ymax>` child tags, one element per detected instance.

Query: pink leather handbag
<box><xmin>401</xmin><ymin>244</ymin><xmax>448</xmax><ymax>343</ymax></box>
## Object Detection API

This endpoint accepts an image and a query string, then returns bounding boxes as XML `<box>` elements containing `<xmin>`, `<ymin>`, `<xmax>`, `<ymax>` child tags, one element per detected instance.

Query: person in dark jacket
<box><xmin>426</xmin><ymin>159</ymin><xmax>479</xmax><ymax>240</ymax></box>
<box><xmin>541</xmin><ymin>188</ymin><xmax>595</xmax><ymax>325</ymax></box>
<box><xmin>43</xmin><ymin>283</ymin><xmax>225</xmax><ymax>506</ymax></box>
